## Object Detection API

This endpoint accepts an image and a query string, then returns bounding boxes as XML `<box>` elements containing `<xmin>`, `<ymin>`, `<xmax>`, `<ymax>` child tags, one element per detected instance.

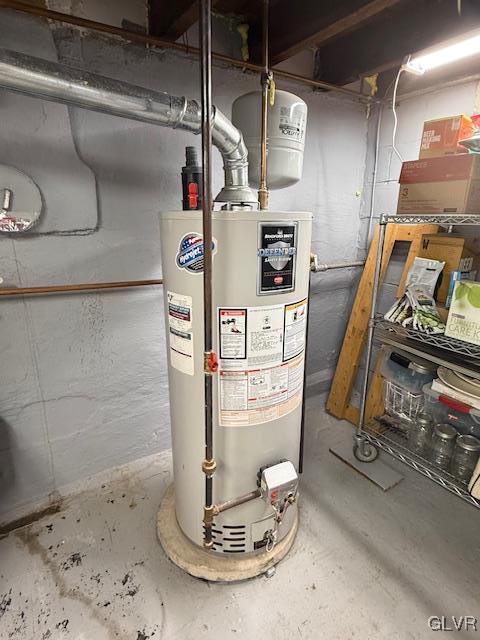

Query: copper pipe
<box><xmin>199</xmin><ymin>0</ymin><xmax>215</xmax><ymax>551</ymax></box>
<box><xmin>0</xmin><ymin>279</ymin><xmax>163</xmax><ymax>297</ymax></box>
<box><xmin>214</xmin><ymin>489</ymin><xmax>261</xmax><ymax>515</ymax></box>
<box><xmin>258</xmin><ymin>0</ymin><xmax>269</xmax><ymax>210</ymax></box>
<box><xmin>0</xmin><ymin>0</ymin><xmax>373</xmax><ymax>103</ymax></box>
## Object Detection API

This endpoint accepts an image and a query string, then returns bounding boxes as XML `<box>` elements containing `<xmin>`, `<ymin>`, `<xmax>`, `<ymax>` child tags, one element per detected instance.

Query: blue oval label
<box><xmin>176</xmin><ymin>232</ymin><xmax>217</xmax><ymax>273</ymax></box>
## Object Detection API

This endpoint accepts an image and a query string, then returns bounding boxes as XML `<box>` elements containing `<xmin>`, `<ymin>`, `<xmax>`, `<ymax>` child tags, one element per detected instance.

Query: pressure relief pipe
<box><xmin>0</xmin><ymin>47</ymin><xmax>256</xmax><ymax>205</ymax></box>
<box><xmin>199</xmin><ymin>0</ymin><xmax>217</xmax><ymax>551</ymax></box>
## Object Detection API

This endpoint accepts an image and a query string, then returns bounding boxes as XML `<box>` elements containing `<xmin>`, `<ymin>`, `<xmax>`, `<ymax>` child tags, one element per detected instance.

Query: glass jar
<box><xmin>409</xmin><ymin>412</ymin><xmax>433</xmax><ymax>455</ymax></box>
<box><xmin>451</xmin><ymin>435</ymin><xmax>480</xmax><ymax>483</ymax></box>
<box><xmin>430</xmin><ymin>423</ymin><xmax>457</xmax><ymax>470</ymax></box>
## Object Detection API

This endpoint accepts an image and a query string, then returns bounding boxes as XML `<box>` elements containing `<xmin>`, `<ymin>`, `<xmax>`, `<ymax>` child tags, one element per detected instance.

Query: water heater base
<box><xmin>157</xmin><ymin>483</ymin><xmax>298</xmax><ymax>582</ymax></box>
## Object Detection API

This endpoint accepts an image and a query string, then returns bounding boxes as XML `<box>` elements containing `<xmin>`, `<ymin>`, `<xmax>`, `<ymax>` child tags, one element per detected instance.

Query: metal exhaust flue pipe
<box><xmin>0</xmin><ymin>47</ymin><xmax>256</xmax><ymax>205</ymax></box>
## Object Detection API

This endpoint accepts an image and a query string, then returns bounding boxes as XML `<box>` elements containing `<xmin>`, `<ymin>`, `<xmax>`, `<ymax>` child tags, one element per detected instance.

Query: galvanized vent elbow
<box><xmin>0</xmin><ymin>48</ymin><xmax>256</xmax><ymax>206</ymax></box>
<box><xmin>211</xmin><ymin>107</ymin><xmax>256</xmax><ymax>204</ymax></box>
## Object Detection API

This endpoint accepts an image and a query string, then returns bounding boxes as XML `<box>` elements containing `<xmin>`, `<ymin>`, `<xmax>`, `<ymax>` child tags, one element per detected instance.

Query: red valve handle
<box><xmin>188</xmin><ymin>182</ymin><xmax>198</xmax><ymax>209</ymax></box>
<box><xmin>207</xmin><ymin>351</ymin><xmax>218</xmax><ymax>373</ymax></box>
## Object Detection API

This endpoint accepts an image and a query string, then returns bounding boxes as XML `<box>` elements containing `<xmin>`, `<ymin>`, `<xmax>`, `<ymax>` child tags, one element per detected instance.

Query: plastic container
<box><xmin>409</xmin><ymin>412</ymin><xmax>433</xmax><ymax>455</ymax></box>
<box><xmin>423</xmin><ymin>382</ymin><xmax>480</xmax><ymax>438</ymax></box>
<box><xmin>381</xmin><ymin>348</ymin><xmax>436</xmax><ymax>394</ymax></box>
<box><xmin>451</xmin><ymin>434</ymin><xmax>480</xmax><ymax>483</ymax></box>
<box><xmin>430</xmin><ymin>423</ymin><xmax>457</xmax><ymax>469</ymax></box>
<box><xmin>383</xmin><ymin>380</ymin><xmax>424</xmax><ymax>423</ymax></box>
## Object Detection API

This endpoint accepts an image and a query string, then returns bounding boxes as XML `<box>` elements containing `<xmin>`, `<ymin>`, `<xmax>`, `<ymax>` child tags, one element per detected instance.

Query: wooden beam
<box><xmin>271</xmin><ymin>0</ymin><xmax>404</xmax><ymax>65</ymax></box>
<box><xmin>315</xmin><ymin>0</ymin><xmax>480</xmax><ymax>86</ymax></box>
<box><xmin>326</xmin><ymin>223</ymin><xmax>398</xmax><ymax>419</ymax></box>
<box><xmin>326</xmin><ymin>223</ymin><xmax>438</xmax><ymax>423</ymax></box>
<box><xmin>149</xmin><ymin>0</ymin><xmax>198</xmax><ymax>41</ymax></box>
<box><xmin>148</xmin><ymin>0</ymin><xmax>258</xmax><ymax>42</ymax></box>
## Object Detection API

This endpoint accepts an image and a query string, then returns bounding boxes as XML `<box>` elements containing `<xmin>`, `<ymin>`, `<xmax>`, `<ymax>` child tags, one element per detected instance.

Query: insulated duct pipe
<box><xmin>0</xmin><ymin>48</ymin><xmax>256</xmax><ymax>205</ymax></box>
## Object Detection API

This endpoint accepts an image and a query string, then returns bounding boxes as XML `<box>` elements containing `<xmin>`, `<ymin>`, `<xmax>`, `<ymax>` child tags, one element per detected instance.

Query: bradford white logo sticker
<box><xmin>262</xmin><ymin>240</ymin><xmax>296</xmax><ymax>271</ymax></box>
<box><xmin>176</xmin><ymin>232</ymin><xmax>217</xmax><ymax>273</ymax></box>
<box><xmin>258</xmin><ymin>223</ymin><xmax>297</xmax><ymax>294</ymax></box>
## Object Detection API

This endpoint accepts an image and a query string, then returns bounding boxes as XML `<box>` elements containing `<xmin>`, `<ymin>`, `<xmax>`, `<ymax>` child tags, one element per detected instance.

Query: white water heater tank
<box><xmin>160</xmin><ymin>210</ymin><xmax>312</xmax><ymax>554</ymax></box>
<box><xmin>232</xmin><ymin>90</ymin><xmax>307</xmax><ymax>189</ymax></box>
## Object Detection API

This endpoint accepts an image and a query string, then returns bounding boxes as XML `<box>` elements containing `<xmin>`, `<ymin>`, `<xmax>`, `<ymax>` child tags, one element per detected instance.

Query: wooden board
<box><xmin>326</xmin><ymin>223</ymin><xmax>438</xmax><ymax>425</ymax></box>
<box><xmin>330</xmin><ymin>441</ymin><xmax>404</xmax><ymax>491</ymax></box>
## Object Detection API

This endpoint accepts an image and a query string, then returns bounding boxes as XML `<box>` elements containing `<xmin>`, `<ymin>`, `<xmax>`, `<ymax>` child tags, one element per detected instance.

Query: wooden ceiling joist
<box><xmin>149</xmin><ymin>0</ymin><xmax>199</xmax><ymax>41</ymax></box>
<box><xmin>314</xmin><ymin>0</ymin><xmax>480</xmax><ymax>86</ymax></box>
<box><xmin>270</xmin><ymin>0</ymin><xmax>404</xmax><ymax>66</ymax></box>
<box><xmin>148</xmin><ymin>0</ymin><xmax>257</xmax><ymax>42</ymax></box>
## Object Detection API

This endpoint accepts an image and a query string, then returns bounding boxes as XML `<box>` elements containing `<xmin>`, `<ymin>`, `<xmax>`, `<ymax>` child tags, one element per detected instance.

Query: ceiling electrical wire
<box><xmin>391</xmin><ymin>65</ymin><xmax>404</xmax><ymax>163</ymax></box>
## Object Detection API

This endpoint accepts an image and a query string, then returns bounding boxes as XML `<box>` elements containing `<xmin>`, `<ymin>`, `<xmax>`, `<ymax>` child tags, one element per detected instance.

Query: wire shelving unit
<box><xmin>354</xmin><ymin>213</ymin><xmax>480</xmax><ymax>509</ymax></box>
<box><xmin>364</xmin><ymin>419</ymin><xmax>480</xmax><ymax>509</ymax></box>
<box><xmin>374</xmin><ymin>318</ymin><xmax>480</xmax><ymax>359</ymax></box>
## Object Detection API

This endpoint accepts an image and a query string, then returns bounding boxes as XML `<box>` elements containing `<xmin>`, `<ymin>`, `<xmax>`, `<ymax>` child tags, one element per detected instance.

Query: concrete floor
<box><xmin>1</xmin><ymin>395</ymin><xmax>479</xmax><ymax>640</ymax></box>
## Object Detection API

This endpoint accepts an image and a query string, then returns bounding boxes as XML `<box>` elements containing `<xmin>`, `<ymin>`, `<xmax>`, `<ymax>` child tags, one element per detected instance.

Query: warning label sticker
<box><xmin>219</xmin><ymin>309</ymin><xmax>247</xmax><ymax>360</ymax></box>
<box><xmin>284</xmin><ymin>298</ymin><xmax>307</xmax><ymax>360</ymax></box>
<box><xmin>167</xmin><ymin>291</ymin><xmax>194</xmax><ymax>375</ymax></box>
<box><xmin>247</xmin><ymin>304</ymin><xmax>285</xmax><ymax>368</ymax></box>
<box><xmin>219</xmin><ymin>354</ymin><xmax>304</xmax><ymax>426</ymax></box>
<box><xmin>217</xmin><ymin>298</ymin><xmax>308</xmax><ymax>426</ymax></box>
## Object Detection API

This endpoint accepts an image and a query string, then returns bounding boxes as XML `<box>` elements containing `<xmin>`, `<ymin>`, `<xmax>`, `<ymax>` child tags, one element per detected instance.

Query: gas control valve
<box><xmin>260</xmin><ymin>460</ymin><xmax>298</xmax><ymax>506</ymax></box>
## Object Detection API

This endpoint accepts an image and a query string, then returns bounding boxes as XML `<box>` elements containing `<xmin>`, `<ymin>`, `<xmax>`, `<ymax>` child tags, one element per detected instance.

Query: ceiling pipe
<box><xmin>0</xmin><ymin>47</ymin><xmax>256</xmax><ymax>204</ymax></box>
<box><xmin>0</xmin><ymin>1</ymin><xmax>375</xmax><ymax>104</ymax></box>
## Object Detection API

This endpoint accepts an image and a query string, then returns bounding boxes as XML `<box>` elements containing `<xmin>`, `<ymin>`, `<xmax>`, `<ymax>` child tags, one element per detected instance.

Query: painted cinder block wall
<box><xmin>0</xmin><ymin>6</ymin><xmax>371</xmax><ymax>523</ymax></box>
<box><xmin>352</xmin><ymin>79</ymin><xmax>480</xmax><ymax>401</ymax></box>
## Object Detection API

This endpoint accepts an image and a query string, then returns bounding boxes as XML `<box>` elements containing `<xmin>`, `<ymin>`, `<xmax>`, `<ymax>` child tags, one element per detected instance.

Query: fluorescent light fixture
<box><xmin>404</xmin><ymin>29</ymin><xmax>480</xmax><ymax>75</ymax></box>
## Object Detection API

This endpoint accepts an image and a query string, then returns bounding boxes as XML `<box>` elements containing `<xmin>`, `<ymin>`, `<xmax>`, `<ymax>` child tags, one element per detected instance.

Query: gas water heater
<box><xmin>158</xmin><ymin>90</ymin><xmax>310</xmax><ymax>580</ymax></box>
<box><xmin>0</xmin><ymin>43</ymin><xmax>311</xmax><ymax>579</ymax></box>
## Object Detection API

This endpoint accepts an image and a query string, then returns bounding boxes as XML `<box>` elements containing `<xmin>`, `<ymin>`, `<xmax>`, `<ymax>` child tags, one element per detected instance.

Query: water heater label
<box><xmin>258</xmin><ymin>223</ymin><xmax>297</xmax><ymax>294</ymax></box>
<box><xmin>219</xmin><ymin>309</ymin><xmax>247</xmax><ymax>359</ymax></box>
<box><xmin>218</xmin><ymin>299</ymin><xmax>308</xmax><ymax>426</ymax></box>
<box><xmin>284</xmin><ymin>298</ymin><xmax>308</xmax><ymax>360</ymax></box>
<box><xmin>219</xmin><ymin>354</ymin><xmax>304</xmax><ymax>427</ymax></box>
<box><xmin>175</xmin><ymin>232</ymin><xmax>217</xmax><ymax>274</ymax></box>
<box><xmin>246</xmin><ymin>304</ymin><xmax>285</xmax><ymax>367</ymax></box>
<box><xmin>167</xmin><ymin>291</ymin><xmax>194</xmax><ymax>375</ymax></box>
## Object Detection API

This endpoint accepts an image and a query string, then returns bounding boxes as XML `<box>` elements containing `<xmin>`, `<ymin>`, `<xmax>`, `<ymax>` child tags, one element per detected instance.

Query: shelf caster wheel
<box><xmin>353</xmin><ymin>436</ymin><xmax>378</xmax><ymax>463</ymax></box>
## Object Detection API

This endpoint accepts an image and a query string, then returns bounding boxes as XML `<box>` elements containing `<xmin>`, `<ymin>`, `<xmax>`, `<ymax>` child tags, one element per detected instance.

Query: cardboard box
<box><xmin>445</xmin><ymin>271</ymin><xmax>477</xmax><ymax>308</ymax></box>
<box><xmin>445</xmin><ymin>281</ymin><xmax>480</xmax><ymax>345</ymax></box>
<box><xmin>418</xmin><ymin>233</ymin><xmax>479</xmax><ymax>303</ymax></box>
<box><xmin>419</xmin><ymin>115</ymin><xmax>474</xmax><ymax>159</ymax></box>
<box><xmin>397</xmin><ymin>154</ymin><xmax>480</xmax><ymax>214</ymax></box>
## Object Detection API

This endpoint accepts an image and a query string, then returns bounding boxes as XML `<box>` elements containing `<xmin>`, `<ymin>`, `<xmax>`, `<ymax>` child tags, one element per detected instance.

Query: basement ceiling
<box><xmin>149</xmin><ymin>0</ymin><xmax>480</xmax><ymax>88</ymax></box>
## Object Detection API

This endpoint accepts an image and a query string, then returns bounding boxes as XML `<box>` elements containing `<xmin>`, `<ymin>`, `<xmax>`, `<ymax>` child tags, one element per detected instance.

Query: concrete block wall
<box><xmin>0</xmin><ymin>8</ymin><xmax>370</xmax><ymax>523</ymax></box>
<box><xmin>369</xmin><ymin>79</ymin><xmax>480</xmax><ymax>225</ymax></box>
<box><xmin>353</xmin><ymin>78</ymin><xmax>480</xmax><ymax>401</ymax></box>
